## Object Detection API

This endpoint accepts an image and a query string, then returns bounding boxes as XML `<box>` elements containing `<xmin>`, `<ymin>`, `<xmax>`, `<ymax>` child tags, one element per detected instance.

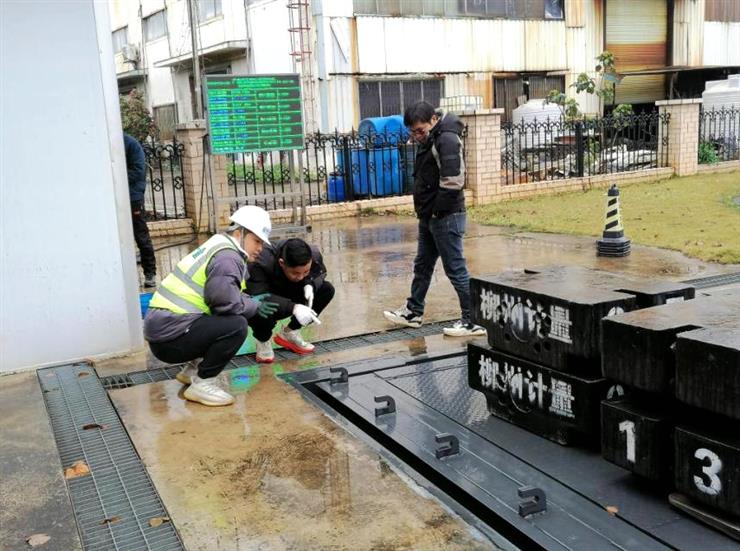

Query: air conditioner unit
<box><xmin>121</xmin><ymin>44</ymin><xmax>140</xmax><ymax>63</ymax></box>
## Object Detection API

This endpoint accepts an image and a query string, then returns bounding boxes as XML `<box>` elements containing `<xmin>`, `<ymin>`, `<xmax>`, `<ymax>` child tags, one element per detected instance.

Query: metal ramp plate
<box><xmin>286</xmin><ymin>355</ymin><xmax>739</xmax><ymax>550</ymax></box>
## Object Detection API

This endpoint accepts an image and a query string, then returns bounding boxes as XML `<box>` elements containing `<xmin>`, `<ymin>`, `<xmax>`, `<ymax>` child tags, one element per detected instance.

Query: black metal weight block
<box><xmin>676</xmin><ymin>327</ymin><xmax>740</xmax><ymax>420</ymax></box>
<box><xmin>603</xmin><ymin>291</ymin><xmax>740</xmax><ymax>393</ymax></box>
<box><xmin>374</xmin><ymin>395</ymin><xmax>396</xmax><ymax>417</ymax></box>
<box><xmin>329</xmin><ymin>367</ymin><xmax>348</xmax><ymax>385</ymax></box>
<box><xmin>601</xmin><ymin>398</ymin><xmax>673</xmax><ymax>482</ymax></box>
<box><xmin>468</xmin><ymin>343</ymin><xmax>611</xmax><ymax>445</ymax></box>
<box><xmin>471</xmin><ymin>266</ymin><xmax>693</xmax><ymax>375</ymax></box>
<box><xmin>518</xmin><ymin>486</ymin><xmax>547</xmax><ymax>517</ymax></box>
<box><xmin>675</xmin><ymin>425</ymin><xmax>740</xmax><ymax>517</ymax></box>
<box><xmin>434</xmin><ymin>433</ymin><xmax>460</xmax><ymax>459</ymax></box>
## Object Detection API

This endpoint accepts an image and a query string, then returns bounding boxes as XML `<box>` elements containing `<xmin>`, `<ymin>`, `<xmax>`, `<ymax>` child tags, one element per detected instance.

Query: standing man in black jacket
<box><xmin>123</xmin><ymin>133</ymin><xmax>156</xmax><ymax>287</ymax></box>
<box><xmin>383</xmin><ymin>101</ymin><xmax>485</xmax><ymax>337</ymax></box>
<box><xmin>248</xmin><ymin>238</ymin><xmax>334</xmax><ymax>362</ymax></box>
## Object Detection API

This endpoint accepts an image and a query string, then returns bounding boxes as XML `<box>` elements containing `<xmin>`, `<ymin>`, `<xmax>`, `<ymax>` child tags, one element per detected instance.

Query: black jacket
<box><xmin>248</xmin><ymin>240</ymin><xmax>328</xmax><ymax>311</ymax></box>
<box><xmin>412</xmin><ymin>111</ymin><xmax>466</xmax><ymax>219</ymax></box>
<box><xmin>123</xmin><ymin>133</ymin><xmax>147</xmax><ymax>203</ymax></box>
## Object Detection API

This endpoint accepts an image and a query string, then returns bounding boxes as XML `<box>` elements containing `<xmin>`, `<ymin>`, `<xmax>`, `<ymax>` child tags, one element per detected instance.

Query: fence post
<box><xmin>575</xmin><ymin>121</ymin><xmax>585</xmax><ymax>177</ymax></box>
<box><xmin>175</xmin><ymin>120</ymin><xmax>231</xmax><ymax>233</ymax></box>
<box><xmin>341</xmin><ymin>136</ymin><xmax>354</xmax><ymax>201</ymax></box>
<box><xmin>456</xmin><ymin>108</ymin><xmax>505</xmax><ymax>206</ymax></box>
<box><xmin>655</xmin><ymin>99</ymin><xmax>702</xmax><ymax>177</ymax></box>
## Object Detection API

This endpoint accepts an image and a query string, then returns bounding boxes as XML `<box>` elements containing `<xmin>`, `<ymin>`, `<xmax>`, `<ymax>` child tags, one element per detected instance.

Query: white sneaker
<box><xmin>443</xmin><ymin>321</ymin><xmax>487</xmax><ymax>337</ymax></box>
<box><xmin>274</xmin><ymin>328</ymin><xmax>315</xmax><ymax>355</ymax></box>
<box><xmin>383</xmin><ymin>305</ymin><xmax>423</xmax><ymax>328</ymax></box>
<box><xmin>255</xmin><ymin>339</ymin><xmax>274</xmax><ymax>363</ymax></box>
<box><xmin>175</xmin><ymin>361</ymin><xmax>198</xmax><ymax>385</ymax></box>
<box><xmin>183</xmin><ymin>375</ymin><xmax>235</xmax><ymax>406</ymax></box>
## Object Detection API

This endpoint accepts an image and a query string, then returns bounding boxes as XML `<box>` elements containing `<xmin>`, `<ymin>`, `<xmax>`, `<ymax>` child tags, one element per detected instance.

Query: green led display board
<box><xmin>205</xmin><ymin>74</ymin><xmax>304</xmax><ymax>154</ymax></box>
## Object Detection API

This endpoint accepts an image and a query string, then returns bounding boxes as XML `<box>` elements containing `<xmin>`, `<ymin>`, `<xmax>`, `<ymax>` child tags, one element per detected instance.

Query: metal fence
<box><xmin>501</xmin><ymin>112</ymin><xmax>671</xmax><ymax>185</ymax></box>
<box><xmin>142</xmin><ymin>138</ymin><xmax>186</xmax><ymax>220</ymax></box>
<box><xmin>698</xmin><ymin>106</ymin><xmax>740</xmax><ymax>164</ymax></box>
<box><xmin>228</xmin><ymin>131</ymin><xmax>419</xmax><ymax>210</ymax></box>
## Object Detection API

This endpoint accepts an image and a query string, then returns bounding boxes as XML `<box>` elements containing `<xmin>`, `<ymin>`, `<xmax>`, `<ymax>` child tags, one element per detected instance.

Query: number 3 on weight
<box><xmin>693</xmin><ymin>448</ymin><xmax>722</xmax><ymax>496</ymax></box>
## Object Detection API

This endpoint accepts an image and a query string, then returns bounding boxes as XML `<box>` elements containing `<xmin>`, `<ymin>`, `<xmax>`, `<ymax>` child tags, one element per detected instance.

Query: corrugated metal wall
<box><xmin>673</xmin><ymin>0</ymin><xmax>705</xmax><ymax>66</ymax></box>
<box><xmin>354</xmin><ymin>16</ymin><xmax>568</xmax><ymax>73</ymax></box>
<box><xmin>705</xmin><ymin>0</ymin><xmax>740</xmax><ymax>22</ymax></box>
<box><xmin>565</xmin><ymin>0</ymin><xmax>603</xmax><ymax>114</ymax></box>
<box><xmin>444</xmin><ymin>73</ymin><xmax>494</xmax><ymax>108</ymax></box>
<box><xmin>606</xmin><ymin>0</ymin><xmax>668</xmax><ymax>104</ymax></box>
<box><xmin>703</xmin><ymin>21</ymin><xmax>740</xmax><ymax>65</ymax></box>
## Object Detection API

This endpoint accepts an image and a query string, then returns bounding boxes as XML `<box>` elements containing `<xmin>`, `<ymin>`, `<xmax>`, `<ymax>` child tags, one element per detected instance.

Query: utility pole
<box><xmin>186</xmin><ymin>0</ymin><xmax>203</xmax><ymax>119</ymax></box>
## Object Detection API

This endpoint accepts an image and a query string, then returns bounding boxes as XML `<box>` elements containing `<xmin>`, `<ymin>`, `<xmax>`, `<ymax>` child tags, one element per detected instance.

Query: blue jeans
<box><xmin>407</xmin><ymin>212</ymin><xmax>471</xmax><ymax>323</ymax></box>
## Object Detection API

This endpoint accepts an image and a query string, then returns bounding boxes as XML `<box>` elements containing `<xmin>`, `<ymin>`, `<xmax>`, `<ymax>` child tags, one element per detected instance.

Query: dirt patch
<box><xmin>231</xmin><ymin>430</ymin><xmax>336</xmax><ymax>494</ymax></box>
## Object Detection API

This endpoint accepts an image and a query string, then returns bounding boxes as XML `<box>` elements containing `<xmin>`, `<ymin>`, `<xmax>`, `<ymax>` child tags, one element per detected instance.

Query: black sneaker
<box><xmin>383</xmin><ymin>305</ymin><xmax>423</xmax><ymax>328</ymax></box>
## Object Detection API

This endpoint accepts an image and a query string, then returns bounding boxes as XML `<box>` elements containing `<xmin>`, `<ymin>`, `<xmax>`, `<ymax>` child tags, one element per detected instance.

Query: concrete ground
<box><xmin>3</xmin><ymin>214</ymin><xmax>739</xmax><ymax>550</ymax></box>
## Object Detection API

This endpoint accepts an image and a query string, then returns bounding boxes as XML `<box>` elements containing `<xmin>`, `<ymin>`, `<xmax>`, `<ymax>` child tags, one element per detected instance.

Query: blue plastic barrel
<box><xmin>327</xmin><ymin>175</ymin><xmax>345</xmax><ymax>202</ymax></box>
<box><xmin>351</xmin><ymin>148</ymin><xmax>401</xmax><ymax>196</ymax></box>
<box><xmin>337</xmin><ymin>115</ymin><xmax>405</xmax><ymax>197</ymax></box>
<box><xmin>358</xmin><ymin>115</ymin><xmax>407</xmax><ymax>144</ymax></box>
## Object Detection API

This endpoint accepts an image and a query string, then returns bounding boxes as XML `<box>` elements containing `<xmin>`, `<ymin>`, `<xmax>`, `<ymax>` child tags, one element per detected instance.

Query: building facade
<box><xmin>110</xmin><ymin>0</ymin><xmax>740</xmax><ymax>134</ymax></box>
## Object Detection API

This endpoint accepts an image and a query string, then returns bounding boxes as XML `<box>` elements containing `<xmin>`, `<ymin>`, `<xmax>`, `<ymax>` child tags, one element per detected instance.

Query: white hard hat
<box><xmin>229</xmin><ymin>205</ymin><xmax>272</xmax><ymax>244</ymax></box>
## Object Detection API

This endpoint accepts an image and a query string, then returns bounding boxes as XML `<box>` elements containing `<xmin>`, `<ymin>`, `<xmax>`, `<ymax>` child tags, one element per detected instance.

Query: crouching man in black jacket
<box><xmin>383</xmin><ymin>101</ymin><xmax>485</xmax><ymax>337</ymax></box>
<box><xmin>248</xmin><ymin>238</ymin><xmax>335</xmax><ymax>361</ymax></box>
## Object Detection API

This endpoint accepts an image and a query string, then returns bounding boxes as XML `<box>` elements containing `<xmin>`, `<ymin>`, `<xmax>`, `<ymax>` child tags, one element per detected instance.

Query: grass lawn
<box><xmin>469</xmin><ymin>171</ymin><xmax>740</xmax><ymax>264</ymax></box>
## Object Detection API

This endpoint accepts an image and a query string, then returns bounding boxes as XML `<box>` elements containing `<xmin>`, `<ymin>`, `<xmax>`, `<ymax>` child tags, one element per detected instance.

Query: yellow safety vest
<box><xmin>148</xmin><ymin>233</ymin><xmax>247</xmax><ymax>315</ymax></box>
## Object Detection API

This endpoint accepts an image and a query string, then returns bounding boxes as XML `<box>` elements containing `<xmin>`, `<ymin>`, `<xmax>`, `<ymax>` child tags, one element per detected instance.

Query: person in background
<box><xmin>144</xmin><ymin>205</ymin><xmax>278</xmax><ymax>407</ymax></box>
<box><xmin>247</xmin><ymin>238</ymin><xmax>332</xmax><ymax>362</ymax></box>
<box><xmin>123</xmin><ymin>133</ymin><xmax>156</xmax><ymax>287</ymax></box>
<box><xmin>383</xmin><ymin>101</ymin><xmax>485</xmax><ymax>337</ymax></box>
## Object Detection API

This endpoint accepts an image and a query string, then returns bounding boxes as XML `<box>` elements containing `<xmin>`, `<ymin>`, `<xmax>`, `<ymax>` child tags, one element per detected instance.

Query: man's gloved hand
<box><xmin>252</xmin><ymin>294</ymin><xmax>279</xmax><ymax>319</ymax></box>
<box><xmin>303</xmin><ymin>284</ymin><xmax>314</xmax><ymax>309</ymax></box>
<box><xmin>293</xmin><ymin>303</ymin><xmax>321</xmax><ymax>326</ymax></box>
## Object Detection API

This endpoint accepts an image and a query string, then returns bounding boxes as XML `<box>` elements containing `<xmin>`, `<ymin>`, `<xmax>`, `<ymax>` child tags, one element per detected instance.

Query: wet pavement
<box><xmin>7</xmin><ymin>214</ymin><xmax>739</xmax><ymax>550</ymax></box>
<box><xmin>110</xmin><ymin>340</ymin><xmax>496</xmax><ymax>551</ymax></box>
<box><xmin>0</xmin><ymin>372</ymin><xmax>81</xmax><ymax>551</ymax></box>
<box><xmin>137</xmin><ymin>215</ymin><xmax>735</xmax><ymax>347</ymax></box>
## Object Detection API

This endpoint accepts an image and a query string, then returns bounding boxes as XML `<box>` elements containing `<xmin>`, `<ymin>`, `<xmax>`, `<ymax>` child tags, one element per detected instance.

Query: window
<box><xmin>143</xmin><ymin>10</ymin><xmax>167</xmax><ymax>42</ymax></box>
<box><xmin>544</xmin><ymin>0</ymin><xmax>564</xmax><ymax>19</ymax></box>
<box><xmin>112</xmin><ymin>27</ymin><xmax>128</xmax><ymax>53</ymax></box>
<box><xmin>358</xmin><ymin>79</ymin><xmax>443</xmax><ymax>119</ymax></box>
<box><xmin>353</xmin><ymin>0</ymin><xmax>563</xmax><ymax>20</ymax></box>
<box><xmin>153</xmin><ymin>104</ymin><xmax>178</xmax><ymax>140</ymax></box>
<box><xmin>198</xmin><ymin>0</ymin><xmax>223</xmax><ymax>21</ymax></box>
<box><xmin>494</xmin><ymin>74</ymin><xmax>564</xmax><ymax>121</ymax></box>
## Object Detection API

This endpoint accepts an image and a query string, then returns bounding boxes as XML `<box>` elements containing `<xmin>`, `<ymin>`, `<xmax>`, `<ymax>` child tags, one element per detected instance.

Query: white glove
<box><xmin>293</xmin><ymin>303</ymin><xmax>321</xmax><ymax>326</ymax></box>
<box><xmin>303</xmin><ymin>284</ymin><xmax>314</xmax><ymax>309</ymax></box>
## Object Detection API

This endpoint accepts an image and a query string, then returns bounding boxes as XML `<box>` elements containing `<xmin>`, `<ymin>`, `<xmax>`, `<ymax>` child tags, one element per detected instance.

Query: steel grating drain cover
<box><xmin>39</xmin><ymin>363</ymin><xmax>184</xmax><ymax>551</ymax></box>
<box><xmin>100</xmin><ymin>320</ymin><xmax>453</xmax><ymax>390</ymax></box>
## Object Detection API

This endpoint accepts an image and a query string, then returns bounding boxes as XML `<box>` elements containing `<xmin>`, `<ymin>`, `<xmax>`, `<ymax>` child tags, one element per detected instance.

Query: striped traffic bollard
<box><xmin>597</xmin><ymin>183</ymin><xmax>631</xmax><ymax>257</ymax></box>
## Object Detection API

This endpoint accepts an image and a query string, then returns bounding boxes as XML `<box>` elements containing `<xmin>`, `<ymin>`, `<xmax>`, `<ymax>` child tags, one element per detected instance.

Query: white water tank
<box><xmin>702</xmin><ymin>74</ymin><xmax>740</xmax><ymax>111</ymax></box>
<box><xmin>512</xmin><ymin>99</ymin><xmax>562</xmax><ymax>147</ymax></box>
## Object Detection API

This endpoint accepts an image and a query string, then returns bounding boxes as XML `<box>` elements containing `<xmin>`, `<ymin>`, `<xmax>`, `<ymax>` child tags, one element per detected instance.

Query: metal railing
<box><xmin>228</xmin><ymin>130</ymin><xmax>419</xmax><ymax>210</ymax></box>
<box><xmin>501</xmin><ymin>112</ymin><xmax>671</xmax><ymax>185</ymax></box>
<box><xmin>142</xmin><ymin>138</ymin><xmax>187</xmax><ymax>220</ymax></box>
<box><xmin>698</xmin><ymin>106</ymin><xmax>740</xmax><ymax>164</ymax></box>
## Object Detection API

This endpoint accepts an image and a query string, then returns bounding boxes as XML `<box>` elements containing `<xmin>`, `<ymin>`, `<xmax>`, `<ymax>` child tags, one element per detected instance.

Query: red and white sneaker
<box><xmin>274</xmin><ymin>328</ymin><xmax>315</xmax><ymax>355</ymax></box>
<box><xmin>255</xmin><ymin>339</ymin><xmax>274</xmax><ymax>363</ymax></box>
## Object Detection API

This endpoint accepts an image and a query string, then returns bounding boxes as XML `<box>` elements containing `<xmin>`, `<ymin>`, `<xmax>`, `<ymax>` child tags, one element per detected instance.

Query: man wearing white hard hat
<box><xmin>144</xmin><ymin>205</ymin><xmax>278</xmax><ymax>406</ymax></box>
